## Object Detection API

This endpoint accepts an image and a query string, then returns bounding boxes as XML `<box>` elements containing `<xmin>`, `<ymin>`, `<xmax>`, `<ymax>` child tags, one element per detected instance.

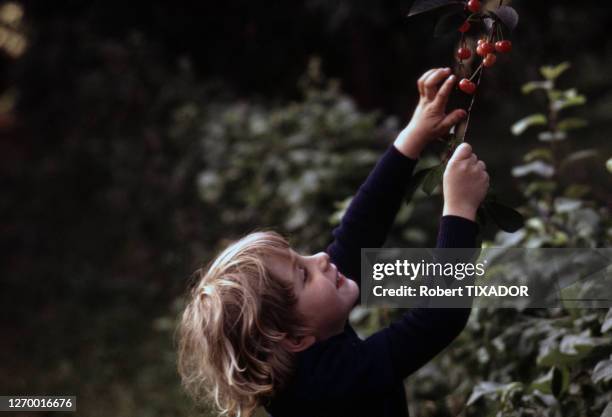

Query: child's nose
<box><xmin>315</xmin><ymin>252</ymin><xmax>331</xmax><ymax>270</ymax></box>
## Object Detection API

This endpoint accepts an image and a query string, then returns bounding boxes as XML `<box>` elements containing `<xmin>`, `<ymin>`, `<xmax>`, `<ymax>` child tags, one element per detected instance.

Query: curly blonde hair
<box><xmin>177</xmin><ymin>231</ymin><xmax>309</xmax><ymax>417</ymax></box>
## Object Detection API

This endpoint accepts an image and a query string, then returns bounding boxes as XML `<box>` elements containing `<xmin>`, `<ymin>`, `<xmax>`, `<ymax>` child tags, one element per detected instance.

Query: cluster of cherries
<box><xmin>454</xmin><ymin>0</ymin><xmax>513</xmax><ymax>94</ymax></box>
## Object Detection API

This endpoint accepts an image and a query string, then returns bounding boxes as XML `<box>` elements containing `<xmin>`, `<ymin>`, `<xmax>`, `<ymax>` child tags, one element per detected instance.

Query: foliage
<box><xmin>407</xmin><ymin>0</ymin><xmax>525</xmax><ymax>233</ymax></box>
<box><xmin>192</xmin><ymin>59</ymin><xmax>393</xmax><ymax>252</ymax></box>
<box><xmin>393</xmin><ymin>64</ymin><xmax>612</xmax><ymax>417</ymax></box>
<box><xmin>5</xmin><ymin>2</ymin><xmax>612</xmax><ymax>416</ymax></box>
<box><xmin>505</xmin><ymin>62</ymin><xmax>609</xmax><ymax>249</ymax></box>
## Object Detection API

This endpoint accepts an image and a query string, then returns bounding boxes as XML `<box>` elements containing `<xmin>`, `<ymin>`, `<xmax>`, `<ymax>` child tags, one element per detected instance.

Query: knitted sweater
<box><xmin>265</xmin><ymin>145</ymin><xmax>478</xmax><ymax>417</ymax></box>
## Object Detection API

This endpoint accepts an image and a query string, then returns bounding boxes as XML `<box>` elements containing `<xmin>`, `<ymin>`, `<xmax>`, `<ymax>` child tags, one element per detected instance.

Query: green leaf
<box><xmin>554</xmin><ymin>197</ymin><xmax>582</xmax><ymax>213</ymax></box>
<box><xmin>406</xmin><ymin>167</ymin><xmax>433</xmax><ymax>201</ymax></box>
<box><xmin>525</xmin><ymin>181</ymin><xmax>556</xmax><ymax>197</ymax></box>
<box><xmin>537</xmin><ymin>346</ymin><xmax>584</xmax><ymax>367</ymax></box>
<box><xmin>538</xmin><ymin>131</ymin><xmax>567</xmax><ymax>142</ymax></box>
<box><xmin>524</xmin><ymin>148</ymin><xmax>553</xmax><ymax>162</ymax></box>
<box><xmin>421</xmin><ymin>163</ymin><xmax>444</xmax><ymax>195</ymax></box>
<box><xmin>500</xmin><ymin>382</ymin><xmax>524</xmax><ymax>405</ymax></box>
<box><xmin>602</xmin><ymin>308</ymin><xmax>612</xmax><ymax>333</ymax></box>
<box><xmin>483</xmin><ymin>201</ymin><xmax>525</xmax><ymax>233</ymax></box>
<box><xmin>539</xmin><ymin>331</ymin><xmax>612</xmax><ymax>367</ymax></box>
<box><xmin>559</xmin><ymin>331</ymin><xmax>608</xmax><ymax>355</ymax></box>
<box><xmin>522</xmin><ymin>80</ymin><xmax>553</xmax><ymax>95</ymax></box>
<box><xmin>540</xmin><ymin>62</ymin><xmax>571</xmax><ymax>81</ymax></box>
<box><xmin>592</xmin><ymin>355</ymin><xmax>612</xmax><ymax>384</ymax></box>
<box><xmin>489</xmin><ymin>6</ymin><xmax>519</xmax><ymax>31</ymax></box>
<box><xmin>564</xmin><ymin>184</ymin><xmax>591</xmax><ymax>198</ymax></box>
<box><xmin>530</xmin><ymin>372</ymin><xmax>551</xmax><ymax>394</ymax></box>
<box><xmin>563</xmin><ymin>149</ymin><xmax>599</xmax><ymax>164</ymax></box>
<box><xmin>512</xmin><ymin>161</ymin><xmax>555</xmax><ymax>178</ymax></box>
<box><xmin>467</xmin><ymin>381</ymin><xmax>506</xmax><ymax>406</ymax></box>
<box><xmin>551</xmin><ymin>367</ymin><xmax>566</xmax><ymax>398</ymax></box>
<box><xmin>553</xmin><ymin>89</ymin><xmax>587</xmax><ymax>111</ymax></box>
<box><xmin>530</xmin><ymin>367</ymin><xmax>568</xmax><ymax>397</ymax></box>
<box><xmin>557</xmin><ymin>95</ymin><xmax>587</xmax><ymax>110</ymax></box>
<box><xmin>557</xmin><ymin>118</ymin><xmax>588</xmax><ymax>131</ymax></box>
<box><xmin>328</xmin><ymin>196</ymin><xmax>353</xmax><ymax>226</ymax></box>
<box><xmin>408</xmin><ymin>0</ymin><xmax>464</xmax><ymax>17</ymax></box>
<box><xmin>606</xmin><ymin>158</ymin><xmax>612</xmax><ymax>174</ymax></box>
<box><xmin>511</xmin><ymin>114</ymin><xmax>547</xmax><ymax>135</ymax></box>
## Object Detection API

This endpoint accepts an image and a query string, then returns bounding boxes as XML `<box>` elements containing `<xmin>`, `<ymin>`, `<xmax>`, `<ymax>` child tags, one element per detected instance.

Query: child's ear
<box><xmin>280</xmin><ymin>334</ymin><xmax>316</xmax><ymax>353</ymax></box>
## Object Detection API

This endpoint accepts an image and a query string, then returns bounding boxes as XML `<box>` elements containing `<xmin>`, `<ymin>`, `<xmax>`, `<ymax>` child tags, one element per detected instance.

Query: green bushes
<box><xmin>402</xmin><ymin>64</ymin><xmax>612</xmax><ymax>417</ymax></box>
<box><xmin>190</xmin><ymin>60</ymin><xmax>397</xmax><ymax>252</ymax></box>
<box><xmin>186</xmin><ymin>61</ymin><xmax>612</xmax><ymax>416</ymax></box>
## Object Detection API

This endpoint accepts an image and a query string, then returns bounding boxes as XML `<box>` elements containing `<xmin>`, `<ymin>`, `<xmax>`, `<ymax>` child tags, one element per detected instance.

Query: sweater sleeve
<box><xmin>326</xmin><ymin>144</ymin><xmax>417</xmax><ymax>286</ymax></box>
<box><xmin>362</xmin><ymin>215</ymin><xmax>478</xmax><ymax>381</ymax></box>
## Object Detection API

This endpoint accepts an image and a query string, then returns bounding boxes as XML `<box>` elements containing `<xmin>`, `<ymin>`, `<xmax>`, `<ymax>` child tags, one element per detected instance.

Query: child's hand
<box><xmin>394</xmin><ymin>68</ymin><xmax>467</xmax><ymax>159</ymax></box>
<box><xmin>442</xmin><ymin>143</ymin><xmax>489</xmax><ymax>221</ymax></box>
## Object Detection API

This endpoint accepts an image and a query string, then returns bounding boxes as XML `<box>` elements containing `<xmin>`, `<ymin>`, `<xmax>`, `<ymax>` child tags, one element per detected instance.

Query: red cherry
<box><xmin>467</xmin><ymin>0</ymin><xmax>481</xmax><ymax>13</ymax></box>
<box><xmin>458</xmin><ymin>21</ymin><xmax>471</xmax><ymax>33</ymax></box>
<box><xmin>477</xmin><ymin>38</ymin><xmax>487</xmax><ymax>46</ymax></box>
<box><xmin>459</xmin><ymin>78</ymin><xmax>476</xmax><ymax>94</ymax></box>
<box><xmin>476</xmin><ymin>42</ymin><xmax>494</xmax><ymax>56</ymax></box>
<box><xmin>457</xmin><ymin>47</ymin><xmax>471</xmax><ymax>60</ymax></box>
<box><xmin>482</xmin><ymin>42</ymin><xmax>495</xmax><ymax>54</ymax></box>
<box><xmin>483</xmin><ymin>53</ymin><xmax>497</xmax><ymax>67</ymax></box>
<box><xmin>495</xmin><ymin>40</ymin><xmax>512</xmax><ymax>53</ymax></box>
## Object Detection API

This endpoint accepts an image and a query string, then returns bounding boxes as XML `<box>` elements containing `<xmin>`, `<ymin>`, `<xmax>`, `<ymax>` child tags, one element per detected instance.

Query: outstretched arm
<box><xmin>326</xmin><ymin>68</ymin><xmax>467</xmax><ymax>286</ymax></box>
<box><xmin>364</xmin><ymin>143</ymin><xmax>489</xmax><ymax>381</ymax></box>
<box><xmin>300</xmin><ymin>144</ymin><xmax>489</xmax><ymax>400</ymax></box>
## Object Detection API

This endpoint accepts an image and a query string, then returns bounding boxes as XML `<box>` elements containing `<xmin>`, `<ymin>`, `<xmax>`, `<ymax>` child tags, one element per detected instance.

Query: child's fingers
<box><xmin>424</xmin><ymin>68</ymin><xmax>451</xmax><ymax>100</ymax></box>
<box><xmin>438</xmin><ymin>109</ymin><xmax>467</xmax><ymax>133</ymax></box>
<box><xmin>433</xmin><ymin>74</ymin><xmax>457</xmax><ymax>109</ymax></box>
<box><xmin>417</xmin><ymin>69</ymin><xmax>437</xmax><ymax>96</ymax></box>
<box><xmin>449</xmin><ymin>142</ymin><xmax>473</xmax><ymax>163</ymax></box>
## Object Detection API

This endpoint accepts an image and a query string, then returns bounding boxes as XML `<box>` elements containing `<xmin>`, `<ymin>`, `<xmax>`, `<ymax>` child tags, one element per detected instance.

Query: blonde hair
<box><xmin>177</xmin><ymin>231</ymin><xmax>309</xmax><ymax>417</ymax></box>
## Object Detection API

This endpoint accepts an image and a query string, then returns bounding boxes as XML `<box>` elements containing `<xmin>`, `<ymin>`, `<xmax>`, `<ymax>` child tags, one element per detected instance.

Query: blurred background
<box><xmin>2</xmin><ymin>0</ymin><xmax>611</xmax><ymax>416</ymax></box>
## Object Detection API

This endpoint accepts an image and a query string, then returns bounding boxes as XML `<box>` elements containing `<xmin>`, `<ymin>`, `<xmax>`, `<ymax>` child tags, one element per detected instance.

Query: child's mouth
<box><xmin>336</xmin><ymin>272</ymin><xmax>345</xmax><ymax>289</ymax></box>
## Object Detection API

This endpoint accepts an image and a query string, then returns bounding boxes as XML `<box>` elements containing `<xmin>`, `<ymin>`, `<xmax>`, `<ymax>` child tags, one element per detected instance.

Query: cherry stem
<box><xmin>461</xmin><ymin>65</ymin><xmax>484</xmax><ymax>142</ymax></box>
<box><xmin>461</xmin><ymin>21</ymin><xmax>498</xmax><ymax>142</ymax></box>
<box><xmin>468</xmin><ymin>63</ymin><xmax>483</xmax><ymax>81</ymax></box>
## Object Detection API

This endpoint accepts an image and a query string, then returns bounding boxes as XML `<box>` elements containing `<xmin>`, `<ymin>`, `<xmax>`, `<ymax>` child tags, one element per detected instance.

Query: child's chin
<box><xmin>345</xmin><ymin>282</ymin><xmax>360</xmax><ymax>304</ymax></box>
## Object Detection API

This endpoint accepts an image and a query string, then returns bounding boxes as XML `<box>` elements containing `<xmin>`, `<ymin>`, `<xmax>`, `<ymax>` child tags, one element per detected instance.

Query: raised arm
<box><xmin>326</xmin><ymin>68</ymin><xmax>467</xmax><ymax>284</ymax></box>
<box><xmin>363</xmin><ymin>143</ymin><xmax>489</xmax><ymax>381</ymax></box>
<box><xmin>325</xmin><ymin>145</ymin><xmax>417</xmax><ymax>285</ymax></box>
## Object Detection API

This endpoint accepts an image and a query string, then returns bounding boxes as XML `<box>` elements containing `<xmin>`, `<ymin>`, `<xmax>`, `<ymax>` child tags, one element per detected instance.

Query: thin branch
<box><xmin>461</xmin><ymin>66</ymin><xmax>484</xmax><ymax>142</ymax></box>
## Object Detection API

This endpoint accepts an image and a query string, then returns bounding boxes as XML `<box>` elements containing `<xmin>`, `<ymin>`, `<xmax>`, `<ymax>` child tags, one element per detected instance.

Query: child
<box><xmin>177</xmin><ymin>67</ymin><xmax>489</xmax><ymax>417</ymax></box>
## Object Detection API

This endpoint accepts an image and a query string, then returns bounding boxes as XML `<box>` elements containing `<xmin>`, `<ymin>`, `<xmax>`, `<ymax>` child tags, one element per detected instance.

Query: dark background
<box><xmin>2</xmin><ymin>1</ymin><xmax>611</xmax><ymax>416</ymax></box>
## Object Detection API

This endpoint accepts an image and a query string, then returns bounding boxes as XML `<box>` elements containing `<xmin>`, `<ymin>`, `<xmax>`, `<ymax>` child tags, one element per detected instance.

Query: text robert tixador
<box><xmin>372</xmin><ymin>259</ymin><xmax>487</xmax><ymax>281</ymax></box>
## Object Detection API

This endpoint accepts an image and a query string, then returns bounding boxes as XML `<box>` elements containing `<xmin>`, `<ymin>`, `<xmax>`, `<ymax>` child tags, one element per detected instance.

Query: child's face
<box><xmin>269</xmin><ymin>250</ymin><xmax>360</xmax><ymax>341</ymax></box>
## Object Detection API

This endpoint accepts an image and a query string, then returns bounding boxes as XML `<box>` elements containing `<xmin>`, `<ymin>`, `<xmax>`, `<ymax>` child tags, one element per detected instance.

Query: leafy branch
<box><xmin>406</xmin><ymin>0</ymin><xmax>524</xmax><ymax>233</ymax></box>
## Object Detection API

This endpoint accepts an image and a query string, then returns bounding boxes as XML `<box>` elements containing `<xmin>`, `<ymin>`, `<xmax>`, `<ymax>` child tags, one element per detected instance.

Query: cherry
<box><xmin>495</xmin><ymin>40</ymin><xmax>512</xmax><ymax>53</ymax></box>
<box><xmin>457</xmin><ymin>47</ymin><xmax>471</xmax><ymax>60</ymax></box>
<box><xmin>459</xmin><ymin>78</ymin><xmax>476</xmax><ymax>94</ymax></box>
<box><xmin>483</xmin><ymin>53</ymin><xmax>497</xmax><ymax>67</ymax></box>
<box><xmin>458</xmin><ymin>21</ymin><xmax>471</xmax><ymax>33</ymax></box>
<box><xmin>467</xmin><ymin>0</ymin><xmax>481</xmax><ymax>13</ymax></box>
<box><xmin>476</xmin><ymin>41</ymin><xmax>494</xmax><ymax>56</ymax></box>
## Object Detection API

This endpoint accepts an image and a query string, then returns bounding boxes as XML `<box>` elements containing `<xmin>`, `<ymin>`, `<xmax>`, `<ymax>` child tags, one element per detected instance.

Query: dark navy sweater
<box><xmin>265</xmin><ymin>145</ymin><xmax>478</xmax><ymax>417</ymax></box>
